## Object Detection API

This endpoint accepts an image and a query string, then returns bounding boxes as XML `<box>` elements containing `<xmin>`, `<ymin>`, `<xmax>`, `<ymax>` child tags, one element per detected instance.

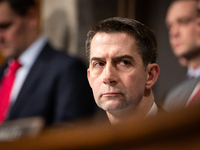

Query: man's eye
<box><xmin>179</xmin><ymin>18</ymin><xmax>193</xmax><ymax>25</ymax></box>
<box><xmin>119</xmin><ymin>60</ymin><xmax>130</xmax><ymax>65</ymax></box>
<box><xmin>117</xmin><ymin>60</ymin><xmax>133</xmax><ymax>72</ymax></box>
<box><xmin>0</xmin><ymin>23</ymin><xmax>12</xmax><ymax>29</ymax></box>
<box><xmin>93</xmin><ymin>62</ymin><xmax>104</xmax><ymax>67</ymax></box>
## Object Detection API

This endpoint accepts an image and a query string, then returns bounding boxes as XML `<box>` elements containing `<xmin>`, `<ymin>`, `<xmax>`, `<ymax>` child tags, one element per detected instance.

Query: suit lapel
<box><xmin>176</xmin><ymin>78</ymin><xmax>199</xmax><ymax>104</ymax></box>
<box><xmin>164</xmin><ymin>77</ymin><xmax>200</xmax><ymax>111</ymax></box>
<box><xmin>8</xmin><ymin>43</ymin><xmax>53</xmax><ymax>117</ymax></box>
<box><xmin>157</xmin><ymin>104</ymin><xmax>166</xmax><ymax>114</ymax></box>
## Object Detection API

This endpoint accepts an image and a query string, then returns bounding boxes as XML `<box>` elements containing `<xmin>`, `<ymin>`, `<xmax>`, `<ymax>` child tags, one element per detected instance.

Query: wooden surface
<box><xmin>0</xmin><ymin>104</ymin><xmax>200</xmax><ymax>150</ymax></box>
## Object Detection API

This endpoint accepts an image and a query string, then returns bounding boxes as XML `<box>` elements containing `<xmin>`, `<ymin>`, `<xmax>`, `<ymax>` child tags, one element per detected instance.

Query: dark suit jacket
<box><xmin>0</xmin><ymin>42</ymin><xmax>96</xmax><ymax>125</ymax></box>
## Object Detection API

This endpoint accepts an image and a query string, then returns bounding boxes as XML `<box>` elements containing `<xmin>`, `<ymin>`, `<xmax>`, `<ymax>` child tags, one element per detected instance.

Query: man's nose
<box><xmin>103</xmin><ymin>64</ymin><xmax>118</xmax><ymax>86</ymax></box>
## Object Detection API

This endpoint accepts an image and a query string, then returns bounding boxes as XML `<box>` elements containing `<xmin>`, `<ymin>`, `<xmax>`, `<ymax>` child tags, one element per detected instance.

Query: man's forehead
<box><xmin>166</xmin><ymin>1</ymin><xmax>197</xmax><ymax>25</ymax></box>
<box><xmin>168</xmin><ymin>1</ymin><xmax>197</xmax><ymax>17</ymax></box>
<box><xmin>91</xmin><ymin>32</ymin><xmax>136</xmax><ymax>48</ymax></box>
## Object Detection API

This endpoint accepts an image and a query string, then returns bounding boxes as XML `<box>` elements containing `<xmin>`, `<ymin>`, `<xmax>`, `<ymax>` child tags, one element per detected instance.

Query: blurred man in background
<box><xmin>163</xmin><ymin>0</ymin><xmax>200</xmax><ymax>112</ymax></box>
<box><xmin>0</xmin><ymin>0</ymin><xmax>96</xmax><ymax>126</ymax></box>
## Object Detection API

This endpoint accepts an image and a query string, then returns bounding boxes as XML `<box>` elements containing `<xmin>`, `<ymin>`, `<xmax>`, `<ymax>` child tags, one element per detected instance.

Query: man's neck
<box><xmin>180</xmin><ymin>48</ymin><xmax>200</xmax><ymax>69</ymax></box>
<box><xmin>107</xmin><ymin>90</ymin><xmax>155</xmax><ymax>125</ymax></box>
<box><xmin>187</xmin><ymin>55</ymin><xmax>200</xmax><ymax>69</ymax></box>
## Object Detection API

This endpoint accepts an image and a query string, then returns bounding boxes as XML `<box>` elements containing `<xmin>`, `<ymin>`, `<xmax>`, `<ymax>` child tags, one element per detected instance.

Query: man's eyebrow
<box><xmin>113</xmin><ymin>55</ymin><xmax>135</xmax><ymax>61</ymax></box>
<box><xmin>90</xmin><ymin>55</ymin><xmax>135</xmax><ymax>61</ymax></box>
<box><xmin>90</xmin><ymin>57</ymin><xmax>103</xmax><ymax>62</ymax></box>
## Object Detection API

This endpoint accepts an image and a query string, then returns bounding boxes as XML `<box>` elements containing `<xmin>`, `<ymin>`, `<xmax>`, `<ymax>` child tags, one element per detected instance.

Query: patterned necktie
<box><xmin>187</xmin><ymin>82</ymin><xmax>200</xmax><ymax>107</ymax></box>
<box><xmin>0</xmin><ymin>59</ymin><xmax>21</xmax><ymax>123</ymax></box>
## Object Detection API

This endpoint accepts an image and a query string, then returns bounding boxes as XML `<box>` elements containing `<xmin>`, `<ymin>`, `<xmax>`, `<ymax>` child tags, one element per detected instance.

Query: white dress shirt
<box><xmin>146</xmin><ymin>102</ymin><xmax>158</xmax><ymax>117</ymax></box>
<box><xmin>9</xmin><ymin>36</ymin><xmax>46</xmax><ymax>104</ymax></box>
<box><xmin>187</xmin><ymin>67</ymin><xmax>200</xmax><ymax>79</ymax></box>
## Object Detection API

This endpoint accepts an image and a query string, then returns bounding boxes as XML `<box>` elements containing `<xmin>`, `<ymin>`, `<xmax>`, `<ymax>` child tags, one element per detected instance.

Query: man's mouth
<box><xmin>102</xmin><ymin>92</ymin><xmax>122</xmax><ymax>97</ymax></box>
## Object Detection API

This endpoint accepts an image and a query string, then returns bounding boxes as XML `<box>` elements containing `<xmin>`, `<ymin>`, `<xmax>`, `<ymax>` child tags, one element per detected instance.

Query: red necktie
<box><xmin>0</xmin><ymin>59</ymin><xmax>21</xmax><ymax>123</ymax></box>
<box><xmin>187</xmin><ymin>82</ymin><xmax>200</xmax><ymax>107</ymax></box>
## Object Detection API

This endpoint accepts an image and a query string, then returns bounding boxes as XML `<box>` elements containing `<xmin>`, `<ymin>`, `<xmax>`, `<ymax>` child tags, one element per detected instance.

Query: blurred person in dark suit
<box><xmin>163</xmin><ymin>0</ymin><xmax>200</xmax><ymax>112</ymax></box>
<box><xmin>86</xmin><ymin>17</ymin><xmax>162</xmax><ymax>125</ymax></box>
<box><xmin>0</xmin><ymin>0</ymin><xmax>96</xmax><ymax>126</ymax></box>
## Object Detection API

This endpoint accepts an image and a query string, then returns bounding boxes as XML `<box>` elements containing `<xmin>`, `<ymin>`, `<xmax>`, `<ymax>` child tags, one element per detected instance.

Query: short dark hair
<box><xmin>0</xmin><ymin>0</ymin><xmax>36</xmax><ymax>16</ymax></box>
<box><xmin>86</xmin><ymin>17</ymin><xmax>158</xmax><ymax>67</ymax></box>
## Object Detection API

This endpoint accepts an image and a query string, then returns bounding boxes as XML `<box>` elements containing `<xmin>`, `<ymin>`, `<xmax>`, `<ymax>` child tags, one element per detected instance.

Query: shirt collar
<box><xmin>187</xmin><ymin>67</ymin><xmax>200</xmax><ymax>78</ymax></box>
<box><xmin>18</xmin><ymin>36</ymin><xmax>46</xmax><ymax>67</ymax></box>
<box><xmin>146</xmin><ymin>102</ymin><xmax>158</xmax><ymax>117</ymax></box>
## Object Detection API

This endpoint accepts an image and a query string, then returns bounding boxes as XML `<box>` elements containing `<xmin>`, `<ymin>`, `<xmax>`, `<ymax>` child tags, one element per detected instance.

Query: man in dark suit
<box><xmin>163</xmin><ymin>0</ymin><xmax>200</xmax><ymax>112</ymax></box>
<box><xmin>0</xmin><ymin>0</ymin><xmax>96</xmax><ymax>125</ymax></box>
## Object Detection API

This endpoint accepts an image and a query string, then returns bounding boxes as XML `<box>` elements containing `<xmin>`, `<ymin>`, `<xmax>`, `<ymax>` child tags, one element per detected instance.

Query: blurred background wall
<box><xmin>38</xmin><ymin>0</ymin><xmax>187</xmax><ymax>104</ymax></box>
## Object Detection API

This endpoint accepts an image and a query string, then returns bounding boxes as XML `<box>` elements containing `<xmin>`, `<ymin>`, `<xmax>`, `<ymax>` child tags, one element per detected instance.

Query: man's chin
<box><xmin>173</xmin><ymin>48</ymin><xmax>186</xmax><ymax>57</ymax></box>
<box><xmin>0</xmin><ymin>48</ymin><xmax>14</xmax><ymax>59</ymax></box>
<box><xmin>102</xmin><ymin>103</ymin><xmax>122</xmax><ymax>113</ymax></box>
<box><xmin>179</xmin><ymin>48</ymin><xmax>200</xmax><ymax>60</ymax></box>
<box><xmin>0</xmin><ymin>52</ymin><xmax>11</xmax><ymax>60</ymax></box>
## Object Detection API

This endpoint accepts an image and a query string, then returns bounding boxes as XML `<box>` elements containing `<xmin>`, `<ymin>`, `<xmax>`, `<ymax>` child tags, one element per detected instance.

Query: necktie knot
<box><xmin>9</xmin><ymin>59</ymin><xmax>21</xmax><ymax>73</ymax></box>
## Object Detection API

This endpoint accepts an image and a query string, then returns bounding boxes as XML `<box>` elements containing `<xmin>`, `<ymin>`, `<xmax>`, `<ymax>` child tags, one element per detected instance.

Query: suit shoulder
<box><xmin>43</xmin><ymin>44</ymin><xmax>87</xmax><ymax>72</ymax></box>
<box><xmin>42</xmin><ymin>43</ymin><xmax>85</xmax><ymax>65</ymax></box>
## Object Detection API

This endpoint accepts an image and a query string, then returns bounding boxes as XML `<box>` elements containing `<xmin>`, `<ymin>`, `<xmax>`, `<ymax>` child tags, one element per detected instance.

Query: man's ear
<box><xmin>145</xmin><ymin>63</ymin><xmax>160</xmax><ymax>89</ymax></box>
